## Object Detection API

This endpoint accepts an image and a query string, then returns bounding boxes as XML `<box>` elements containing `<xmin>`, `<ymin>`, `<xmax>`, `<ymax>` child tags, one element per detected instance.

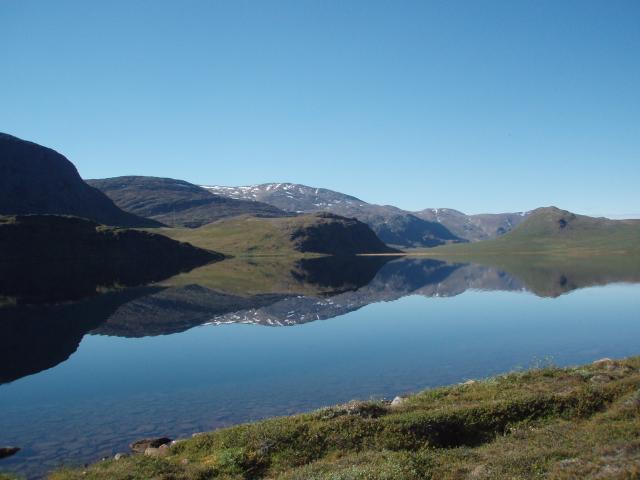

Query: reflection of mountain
<box><xmin>210</xmin><ymin>259</ymin><xmax>525</xmax><ymax>326</ymax></box>
<box><xmin>0</xmin><ymin>256</ymin><xmax>393</xmax><ymax>382</ymax></box>
<box><xmin>0</xmin><ymin>286</ymin><xmax>163</xmax><ymax>384</ymax></box>
<box><xmin>477</xmin><ymin>255</ymin><xmax>640</xmax><ymax>298</ymax></box>
<box><xmin>94</xmin><ymin>256</ymin><xmax>392</xmax><ymax>336</ymax></box>
<box><xmin>93</xmin><ymin>286</ymin><xmax>286</xmax><ymax>337</ymax></box>
<box><xmin>4</xmin><ymin>255</ymin><xmax>639</xmax><ymax>383</ymax></box>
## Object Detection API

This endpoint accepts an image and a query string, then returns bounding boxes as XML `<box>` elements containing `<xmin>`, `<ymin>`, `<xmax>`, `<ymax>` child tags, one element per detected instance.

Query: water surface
<box><xmin>1</xmin><ymin>256</ymin><xmax>639</xmax><ymax>478</ymax></box>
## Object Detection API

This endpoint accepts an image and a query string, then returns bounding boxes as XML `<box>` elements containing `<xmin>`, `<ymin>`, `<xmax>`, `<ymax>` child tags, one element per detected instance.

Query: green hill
<box><xmin>155</xmin><ymin>213</ymin><xmax>400</xmax><ymax>257</ymax></box>
<box><xmin>424</xmin><ymin>207</ymin><xmax>640</xmax><ymax>257</ymax></box>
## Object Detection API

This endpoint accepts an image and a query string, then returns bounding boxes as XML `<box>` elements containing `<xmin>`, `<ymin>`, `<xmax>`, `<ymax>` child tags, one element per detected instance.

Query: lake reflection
<box><xmin>1</xmin><ymin>256</ymin><xmax>639</xmax><ymax>478</ymax></box>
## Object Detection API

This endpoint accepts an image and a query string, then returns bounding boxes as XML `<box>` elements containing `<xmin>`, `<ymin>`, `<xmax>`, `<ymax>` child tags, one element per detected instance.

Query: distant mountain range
<box><xmin>2</xmin><ymin>132</ymin><xmax>637</xmax><ymax>261</ymax></box>
<box><xmin>202</xmin><ymin>183</ymin><xmax>530</xmax><ymax>246</ymax></box>
<box><xmin>413</xmin><ymin>208</ymin><xmax>529</xmax><ymax>242</ymax></box>
<box><xmin>87</xmin><ymin>176</ymin><xmax>287</xmax><ymax>228</ymax></box>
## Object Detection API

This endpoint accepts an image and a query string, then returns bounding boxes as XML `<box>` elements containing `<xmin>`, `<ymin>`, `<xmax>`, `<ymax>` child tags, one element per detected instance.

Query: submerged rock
<box><xmin>0</xmin><ymin>446</ymin><xmax>20</xmax><ymax>459</ymax></box>
<box><xmin>129</xmin><ymin>437</ymin><xmax>171</xmax><ymax>454</ymax></box>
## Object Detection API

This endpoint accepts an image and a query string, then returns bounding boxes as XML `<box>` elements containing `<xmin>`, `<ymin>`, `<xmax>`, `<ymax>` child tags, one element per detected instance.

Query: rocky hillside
<box><xmin>88</xmin><ymin>176</ymin><xmax>287</xmax><ymax>228</ymax></box>
<box><xmin>203</xmin><ymin>183</ymin><xmax>465</xmax><ymax>247</ymax></box>
<box><xmin>0</xmin><ymin>133</ymin><xmax>160</xmax><ymax>227</ymax></box>
<box><xmin>157</xmin><ymin>212</ymin><xmax>401</xmax><ymax>256</ymax></box>
<box><xmin>0</xmin><ymin>215</ymin><xmax>222</xmax><ymax>303</ymax></box>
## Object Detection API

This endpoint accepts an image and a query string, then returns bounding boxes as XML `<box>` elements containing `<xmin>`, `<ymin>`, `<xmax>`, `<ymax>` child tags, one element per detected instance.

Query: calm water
<box><xmin>1</xmin><ymin>257</ymin><xmax>639</xmax><ymax>478</ymax></box>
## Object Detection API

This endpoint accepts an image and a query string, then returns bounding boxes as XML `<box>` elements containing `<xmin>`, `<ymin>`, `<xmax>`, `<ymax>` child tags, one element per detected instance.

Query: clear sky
<box><xmin>1</xmin><ymin>1</ymin><xmax>639</xmax><ymax>216</ymax></box>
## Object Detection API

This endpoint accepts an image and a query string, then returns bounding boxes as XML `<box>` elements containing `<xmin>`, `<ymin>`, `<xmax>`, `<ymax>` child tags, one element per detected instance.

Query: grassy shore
<box><xmin>48</xmin><ymin>356</ymin><xmax>640</xmax><ymax>480</ymax></box>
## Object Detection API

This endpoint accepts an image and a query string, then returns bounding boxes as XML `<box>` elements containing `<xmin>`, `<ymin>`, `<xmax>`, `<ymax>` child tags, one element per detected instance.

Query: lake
<box><xmin>1</xmin><ymin>256</ymin><xmax>639</xmax><ymax>478</ymax></box>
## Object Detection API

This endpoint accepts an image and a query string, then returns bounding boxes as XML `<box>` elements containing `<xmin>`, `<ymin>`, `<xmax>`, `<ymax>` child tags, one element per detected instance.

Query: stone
<box><xmin>114</xmin><ymin>453</ymin><xmax>127</xmax><ymax>461</ymax></box>
<box><xmin>129</xmin><ymin>437</ymin><xmax>172</xmax><ymax>453</ymax></box>
<box><xmin>390</xmin><ymin>396</ymin><xmax>407</xmax><ymax>407</ymax></box>
<box><xmin>144</xmin><ymin>444</ymin><xmax>170</xmax><ymax>457</ymax></box>
<box><xmin>592</xmin><ymin>358</ymin><xmax>614</xmax><ymax>366</ymax></box>
<box><xmin>0</xmin><ymin>446</ymin><xmax>20</xmax><ymax>459</ymax></box>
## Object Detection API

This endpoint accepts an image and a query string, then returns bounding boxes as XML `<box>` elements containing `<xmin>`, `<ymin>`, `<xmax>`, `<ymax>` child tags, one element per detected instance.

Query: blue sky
<box><xmin>1</xmin><ymin>1</ymin><xmax>638</xmax><ymax>215</ymax></box>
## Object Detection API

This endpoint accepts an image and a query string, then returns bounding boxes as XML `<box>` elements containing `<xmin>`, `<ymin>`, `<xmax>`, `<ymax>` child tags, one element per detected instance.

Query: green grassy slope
<box><xmin>423</xmin><ymin>207</ymin><xmax>640</xmax><ymax>257</ymax></box>
<box><xmin>155</xmin><ymin>215</ymin><xmax>301</xmax><ymax>256</ymax></box>
<box><xmin>155</xmin><ymin>213</ymin><xmax>399</xmax><ymax>257</ymax></box>
<box><xmin>49</xmin><ymin>356</ymin><xmax>640</xmax><ymax>480</ymax></box>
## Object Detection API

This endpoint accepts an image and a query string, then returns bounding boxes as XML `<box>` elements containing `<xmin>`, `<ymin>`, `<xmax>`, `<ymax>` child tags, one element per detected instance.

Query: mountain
<box><xmin>157</xmin><ymin>212</ymin><xmax>401</xmax><ymax>256</ymax></box>
<box><xmin>429</xmin><ymin>206</ymin><xmax>640</xmax><ymax>255</ymax></box>
<box><xmin>0</xmin><ymin>214</ymin><xmax>222</xmax><ymax>303</ymax></box>
<box><xmin>202</xmin><ymin>183</ymin><xmax>465</xmax><ymax>247</ymax></box>
<box><xmin>0</xmin><ymin>133</ymin><xmax>160</xmax><ymax>227</ymax></box>
<box><xmin>87</xmin><ymin>176</ymin><xmax>287</xmax><ymax>228</ymax></box>
<box><xmin>414</xmin><ymin>208</ymin><xmax>530</xmax><ymax>242</ymax></box>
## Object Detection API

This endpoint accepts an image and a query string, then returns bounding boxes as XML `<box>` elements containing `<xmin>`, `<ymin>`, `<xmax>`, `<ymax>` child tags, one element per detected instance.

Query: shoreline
<box><xmin>44</xmin><ymin>355</ymin><xmax>640</xmax><ymax>480</ymax></box>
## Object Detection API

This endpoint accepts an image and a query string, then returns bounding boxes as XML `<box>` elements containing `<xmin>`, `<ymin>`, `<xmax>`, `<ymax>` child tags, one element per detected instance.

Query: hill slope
<box><xmin>203</xmin><ymin>183</ymin><xmax>464</xmax><ymax>247</ymax></box>
<box><xmin>0</xmin><ymin>133</ymin><xmax>160</xmax><ymax>227</ymax></box>
<box><xmin>88</xmin><ymin>176</ymin><xmax>287</xmax><ymax>228</ymax></box>
<box><xmin>0</xmin><ymin>215</ymin><xmax>221</xmax><ymax>303</ymax></box>
<box><xmin>156</xmin><ymin>212</ymin><xmax>400</xmax><ymax>256</ymax></box>
<box><xmin>427</xmin><ymin>207</ymin><xmax>640</xmax><ymax>256</ymax></box>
